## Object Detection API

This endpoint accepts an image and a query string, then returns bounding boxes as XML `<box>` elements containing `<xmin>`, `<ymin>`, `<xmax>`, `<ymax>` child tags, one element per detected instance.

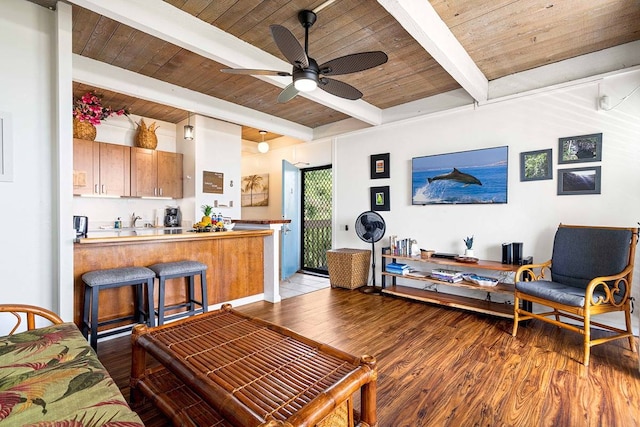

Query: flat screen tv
<box><xmin>412</xmin><ymin>146</ymin><xmax>508</xmax><ymax>205</ymax></box>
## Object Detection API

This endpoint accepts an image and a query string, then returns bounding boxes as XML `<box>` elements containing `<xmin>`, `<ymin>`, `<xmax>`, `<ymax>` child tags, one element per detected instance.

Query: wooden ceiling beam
<box><xmin>73</xmin><ymin>55</ymin><xmax>313</xmax><ymax>141</ymax></box>
<box><xmin>67</xmin><ymin>0</ymin><xmax>383</xmax><ymax>126</ymax></box>
<box><xmin>377</xmin><ymin>0</ymin><xmax>488</xmax><ymax>103</ymax></box>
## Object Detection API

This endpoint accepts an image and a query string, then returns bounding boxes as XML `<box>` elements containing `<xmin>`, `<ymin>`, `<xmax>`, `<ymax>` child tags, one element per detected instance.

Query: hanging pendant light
<box><xmin>183</xmin><ymin>113</ymin><xmax>194</xmax><ymax>140</ymax></box>
<box><xmin>257</xmin><ymin>130</ymin><xmax>269</xmax><ymax>153</ymax></box>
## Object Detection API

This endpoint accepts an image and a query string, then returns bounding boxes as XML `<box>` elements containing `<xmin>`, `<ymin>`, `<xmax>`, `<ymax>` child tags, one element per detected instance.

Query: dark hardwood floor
<box><xmin>98</xmin><ymin>288</ymin><xmax>640</xmax><ymax>426</ymax></box>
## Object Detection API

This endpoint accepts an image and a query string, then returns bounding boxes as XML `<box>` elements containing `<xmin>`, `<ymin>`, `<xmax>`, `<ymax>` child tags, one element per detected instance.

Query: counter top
<box><xmin>75</xmin><ymin>228</ymin><xmax>272</xmax><ymax>245</ymax></box>
<box><xmin>234</xmin><ymin>219</ymin><xmax>291</xmax><ymax>224</ymax></box>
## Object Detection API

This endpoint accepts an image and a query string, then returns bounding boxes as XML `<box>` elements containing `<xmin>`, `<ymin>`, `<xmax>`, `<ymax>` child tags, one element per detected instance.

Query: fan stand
<box><xmin>360</xmin><ymin>240</ymin><xmax>383</xmax><ymax>295</ymax></box>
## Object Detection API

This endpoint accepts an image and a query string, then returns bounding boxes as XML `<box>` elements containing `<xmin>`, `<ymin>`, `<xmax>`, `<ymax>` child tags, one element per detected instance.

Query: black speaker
<box><xmin>512</xmin><ymin>242</ymin><xmax>523</xmax><ymax>265</ymax></box>
<box><xmin>501</xmin><ymin>243</ymin><xmax>512</xmax><ymax>264</ymax></box>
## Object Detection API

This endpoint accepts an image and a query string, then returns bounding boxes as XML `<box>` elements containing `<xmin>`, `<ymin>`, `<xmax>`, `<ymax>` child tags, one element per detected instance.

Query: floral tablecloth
<box><xmin>0</xmin><ymin>322</ymin><xmax>143</xmax><ymax>426</ymax></box>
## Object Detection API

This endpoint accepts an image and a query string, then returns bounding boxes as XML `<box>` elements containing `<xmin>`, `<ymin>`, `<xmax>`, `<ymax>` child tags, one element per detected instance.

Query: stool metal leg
<box><xmin>200</xmin><ymin>271</ymin><xmax>208</xmax><ymax>314</ymax></box>
<box><xmin>146</xmin><ymin>277</ymin><xmax>155</xmax><ymax>328</ymax></box>
<box><xmin>188</xmin><ymin>275</ymin><xmax>196</xmax><ymax>316</ymax></box>
<box><xmin>90</xmin><ymin>286</ymin><xmax>99</xmax><ymax>350</ymax></box>
<box><xmin>82</xmin><ymin>286</ymin><xmax>91</xmax><ymax>339</ymax></box>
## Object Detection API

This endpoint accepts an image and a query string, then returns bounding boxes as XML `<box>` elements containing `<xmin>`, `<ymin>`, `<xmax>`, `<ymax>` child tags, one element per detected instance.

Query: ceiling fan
<box><xmin>220</xmin><ymin>10</ymin><xmax>388</xmax><ymax>103</ymax></box>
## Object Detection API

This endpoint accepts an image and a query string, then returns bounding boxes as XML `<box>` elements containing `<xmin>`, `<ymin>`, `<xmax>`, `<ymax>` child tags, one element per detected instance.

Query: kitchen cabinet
<box><xmin>130</xmin><ymin>147</ymin><xmax>183</xmax><ymax>198</ymax></box>
<box><xmin>73</xmin><ymin>138</ymin><xmax>130</xmax><ymax>197</ymax></box>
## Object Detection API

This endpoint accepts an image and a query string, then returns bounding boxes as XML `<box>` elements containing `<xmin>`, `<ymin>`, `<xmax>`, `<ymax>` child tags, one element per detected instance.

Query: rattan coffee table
<box><xmin>130</xmin><ymin>304</ymin><xmax>378</xmax><ymax>427</ymax></box>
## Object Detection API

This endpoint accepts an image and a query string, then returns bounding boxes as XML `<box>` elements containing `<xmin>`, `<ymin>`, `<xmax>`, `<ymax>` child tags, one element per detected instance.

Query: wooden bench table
<box><xmin>130</xmin><ymin>305</ymin><xmax>378</xmax><ymax>427</ymax></box>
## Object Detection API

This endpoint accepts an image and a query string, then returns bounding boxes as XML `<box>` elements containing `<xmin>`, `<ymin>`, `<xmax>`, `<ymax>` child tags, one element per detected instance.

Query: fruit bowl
<box><xmin>224</xmin><ymin>223</ymin><xmax>235</xmax><ymax>231</ymax></box>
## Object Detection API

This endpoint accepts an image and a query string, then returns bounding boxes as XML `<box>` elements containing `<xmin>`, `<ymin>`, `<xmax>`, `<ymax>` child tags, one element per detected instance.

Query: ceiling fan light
<box><xmin>257</xmin><ymin>142</ymin><xmax>270</xmax><ymax>153</ymax></box>
<box><xmin>294</xmin><ymin>77</ymin><xmax>317</xmax><ymax>92</ymax></box>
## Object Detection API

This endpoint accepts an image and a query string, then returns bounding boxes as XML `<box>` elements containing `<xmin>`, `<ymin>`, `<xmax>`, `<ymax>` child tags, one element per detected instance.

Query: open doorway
<box><xmin>300</xmin><ymin>165</ymin><xmax>332</xmax><ymax>275</ymax></box>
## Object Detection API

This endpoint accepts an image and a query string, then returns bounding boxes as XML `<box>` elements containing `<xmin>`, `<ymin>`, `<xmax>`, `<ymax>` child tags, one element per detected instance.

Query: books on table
<box><xmin>430</xmin><ymin>268</ymin><xmax>463</xmax><ymax>283</ymax></box>
<box><xmin>385</xmin><ymin>262</ymin><xmax>410</xmax><ymax>275</ymax></box>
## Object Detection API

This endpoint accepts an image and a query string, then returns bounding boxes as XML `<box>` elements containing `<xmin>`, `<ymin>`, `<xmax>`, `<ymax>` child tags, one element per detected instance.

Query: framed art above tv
<box><xmin>411</xmin><ymin>146</ymin><xmax>508</xmax><ymax>205</ymax></box>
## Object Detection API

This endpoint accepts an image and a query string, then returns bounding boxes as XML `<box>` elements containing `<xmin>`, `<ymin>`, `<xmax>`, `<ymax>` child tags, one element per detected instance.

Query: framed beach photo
<box><xmin>370</xmin><ymin>186</ymin><xmax>390</xmax><ymax>211</ymax></box>
<box><xmin>558</xmin><ymin>133</ymin><xmax>602</xmax><ymax>164</ymax></box>
<box><xmin>520</xmin><ymin>149</ymin><xmax>552</xmax><ymax>181</ymax></box>
<box><xmin>370</xmin><ymin>153</ymin><xmax>390</xmax><ymax>179</ymax></box>
<box><xmin>557</xmin><ymin>166</ymin><xmax>601</xmax><ymax>195</ymax></box>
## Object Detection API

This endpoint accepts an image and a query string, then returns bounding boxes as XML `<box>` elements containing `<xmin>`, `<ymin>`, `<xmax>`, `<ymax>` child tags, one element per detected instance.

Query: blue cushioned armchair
<box><xmin>512</xmin><ymin>224</ymin><xmax>638</xmax><ymax>366</ymax></box>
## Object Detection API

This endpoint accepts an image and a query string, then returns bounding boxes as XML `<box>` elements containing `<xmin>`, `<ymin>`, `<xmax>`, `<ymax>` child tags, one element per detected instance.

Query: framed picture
<box><xmin>370</xmin><ymin>186</ymin><xmax>390</xmax><ymax>211</ymax></box>
<box><xmin>557</xmin><ymin>166</ymin><xmax>601</xmax><ymax>195</ymax></box>
<box><xmin>520</xmin><ymin>149</ymin><xmax>552</xmax><ymax>181</ymax></box>
<box><xmin>411</xmin><ymin>146</ymin><xmax>508</xmax><ymax>205</ymax></box>
<box><xmin>558</xmin><ymin>133</ymin><xmax>602</xmax><ymax>164</ymax></box>
<box><xmin>241</xmin><ymin>174</ymin><xmax>269</xmax><ymax>206</ymax></box>
<box><xmin>370</xmin><ymin>153</ymin><xmax>390</xmax><ymax>179</ymax></box>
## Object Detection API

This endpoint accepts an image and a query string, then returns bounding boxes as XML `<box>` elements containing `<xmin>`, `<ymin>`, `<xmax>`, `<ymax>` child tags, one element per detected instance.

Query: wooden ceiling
<box><xmin>66</xmin><ymin>0</ymin><xmax>640</xmax><ymax>142</ymax></box>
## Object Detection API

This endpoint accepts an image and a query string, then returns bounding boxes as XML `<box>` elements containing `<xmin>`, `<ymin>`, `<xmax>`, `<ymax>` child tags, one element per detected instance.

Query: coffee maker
<box><xmin>73</xmin><ymin>216</ymin><xmax>88</xmax><ymax>238</ymax></box>
<box><xmin>164</xmin><ymin>207</ymin><xmax>181</xmax><ymax>227</ymax></box>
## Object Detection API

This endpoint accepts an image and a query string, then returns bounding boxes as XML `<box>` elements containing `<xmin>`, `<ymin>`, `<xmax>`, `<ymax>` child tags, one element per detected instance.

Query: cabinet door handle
<box><xmin>154</xmin><ymin>188</ymin><xmax>157</xmax><ymax>196</ymax></box>
<box><xmin>159</xmin><ymin>188</ymin><xmax>163</xmax><ymax>196</ymax></box>
<box><xmin>101</xmin><ymin>184</ymin><xmax>105</xmax><ymax>194</ymax></box>
<box><xmin>94</xmin><ymin>184</ymin><xmax>99</xmax><ymax>194</ymax></box>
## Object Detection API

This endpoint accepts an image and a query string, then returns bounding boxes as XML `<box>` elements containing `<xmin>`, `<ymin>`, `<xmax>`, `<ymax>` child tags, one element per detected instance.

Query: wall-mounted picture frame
<box><xmin>558</xmin><ymin>133</ymin><xmax>602</xmax><ymax>164</ymax></box>
<box><xmin>557</xmin><ymin>166</ymin><xmax>601</xmax><ymax>195</ymax></box>
<box><xmin>370</xmin><ymin>186</ymin><xmax>390</xmax><ymax>211</ymax></box>
<box><xmin>520</xmin><ymin>149</ymin><xmax>552</xmax><ymax>181</ymax></box>
<box><xmin>411</xmin><ymin>146</ymin><xmax>508</xmax><ymax>205</ymax></box>
<box><xmin>370</xmin><ymin>153</ymin><xmax>390</xmax><ymax>179</ymax></box>
<box><xmin>241</xmin><ymin>173</ymin><xmax>269</xmax><ymax>206</ymax></box>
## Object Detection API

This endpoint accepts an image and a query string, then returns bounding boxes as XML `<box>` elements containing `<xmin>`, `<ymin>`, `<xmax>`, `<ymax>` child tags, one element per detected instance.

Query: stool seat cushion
<box><xmin>148</xmin><ymin>261</ymin><xmax>208</xmax><ymax>277</ymax></box>
<box><xmin>82</xmin><ymin>267</ymin><xmax>156</xmax><ymax>287</ymax></box>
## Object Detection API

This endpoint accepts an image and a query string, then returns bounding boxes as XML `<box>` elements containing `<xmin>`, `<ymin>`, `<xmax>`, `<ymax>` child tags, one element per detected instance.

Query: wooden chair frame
<box><xmin>0</xmin><ymin>304</ymin><xmax>63</xmax><ymax>335</ymax></box>
<box><xmin>512</xmin><ymin>224</ymin><xmax>638</xmax><ymax>366</ymax></box>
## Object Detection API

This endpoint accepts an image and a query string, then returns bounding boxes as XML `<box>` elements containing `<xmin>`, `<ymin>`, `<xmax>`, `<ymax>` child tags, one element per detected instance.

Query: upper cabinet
<box><xmin>130</xmin><ymin>147</ymin><xmax>183</xmax><ymax>199</ymax></box>
<box><xmin>73</xmin><ymin>140</ymin><xmax>183</xmax><ymax>199</ymax></box>
<box><xmin>73</xmin><ymin>139</ymin><xmax>130</xmax><ymax>197</ymax></box>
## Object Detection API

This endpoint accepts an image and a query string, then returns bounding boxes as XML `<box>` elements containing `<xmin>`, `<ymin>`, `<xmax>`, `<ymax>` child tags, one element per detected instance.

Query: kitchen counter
<box><xmin>234</xmin><ymin>219</ymin><xmax>291</xmax><ymax>224</ymax></box>
<box><xmin>73</xmin><ymin>228</ymin><xmax>277</xmax><ymax>331</ymax></box>
<box><xmin>76</xmin><ymin>228</ymin><xmax>270</xmax><ymax>244</ymax></box>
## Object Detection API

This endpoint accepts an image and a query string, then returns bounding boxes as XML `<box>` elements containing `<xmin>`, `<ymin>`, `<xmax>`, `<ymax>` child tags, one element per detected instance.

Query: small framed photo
<box><xmin>370</xmin><ymin>153</ymin><xmax>390</xmax><ymax>179</ymax></box>
<box><xmin>370</xmin><ymin>186</ymin><xmax>390</xmax><ymax>211</ymax></box>
<box><xmin>520</xmin><ymin>149</ymin><xmax>552</xmax><ymax>181</ymax></box>
<box><xmin>558</xmin><ymin>133</ymin><xmax>602</xmax><ymax>164</ymax></box>
<box><xmin>557</xmin><ymin>166</ymin><xmax>601</xmax><ymax>195</ymax></box>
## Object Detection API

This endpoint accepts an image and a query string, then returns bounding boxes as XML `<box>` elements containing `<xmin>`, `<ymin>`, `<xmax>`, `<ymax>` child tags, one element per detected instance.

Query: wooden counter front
<box><xmin>73</xmin><ymin>230</ymin><xmax>271</xmax><ymax>329</ymax></box>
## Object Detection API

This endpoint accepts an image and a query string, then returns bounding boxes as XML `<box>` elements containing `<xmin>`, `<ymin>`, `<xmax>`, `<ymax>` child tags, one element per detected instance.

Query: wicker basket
<box><xmin>73</xmin><ymin>118</ymin><xmax>96</xmax><ymax>141</ymax></box>
<box><xmin>135</xmin><ymin>118</ymin><xmax>158</xmax><ymax>149</ymax></box>
<box><xmin>327</xmin><ymin>248</ymin><xmax>371</xmax><ymax>289</ymax></box>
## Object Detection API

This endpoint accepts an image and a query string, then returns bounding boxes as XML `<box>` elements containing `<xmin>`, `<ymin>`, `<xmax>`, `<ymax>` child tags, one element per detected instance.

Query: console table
<box><xmin>381</xmin><ymin>252</ymin><xmax>527</xmax><ymax>319</ymax></box>
<box><xmin>130</xmin><ymin>305</ymin><xmax>378</xmax><ymax>427</ymax></box>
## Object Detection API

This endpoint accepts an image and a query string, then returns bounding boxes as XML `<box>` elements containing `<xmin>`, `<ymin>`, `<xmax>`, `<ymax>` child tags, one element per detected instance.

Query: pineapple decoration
<box><xmin>194</xmin><ymin>205</ymin><xmax>214</xmax><ymax>230</ymax></box>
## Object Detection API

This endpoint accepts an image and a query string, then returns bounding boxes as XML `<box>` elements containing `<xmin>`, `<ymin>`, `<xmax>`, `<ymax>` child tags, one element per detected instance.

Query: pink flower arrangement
<box><xmin>72</xmin><ymin>91</ymin><xmax>128</xmax><ymax>125</ymax></box>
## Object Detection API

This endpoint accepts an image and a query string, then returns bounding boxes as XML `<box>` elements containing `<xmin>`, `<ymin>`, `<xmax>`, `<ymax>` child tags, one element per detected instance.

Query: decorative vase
<box><xmin>464</xmin><ymin>249</ymin><xmax>474</xmax><ymax>257</ymax></box>
<box><xmin>135</xmin><ymin>118</ymin><xmax>158</xmax><ymax>150</ymax></box>
<box><xmin>73</xmin><ymin>118</ymin><xmax>96</xmax><ymax>141</ymax></box>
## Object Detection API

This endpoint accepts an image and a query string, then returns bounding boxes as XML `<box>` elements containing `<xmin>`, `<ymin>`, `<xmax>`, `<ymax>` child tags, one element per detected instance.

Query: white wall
<box><xmin>0</xmin><ymin>1</ymin><xmax>57</xmax><ymax>313</ymax></box>
<box><xmin>189</xmin><ymin>115</ymin><xmax>241</xmax><ymax>225</ymax></box>
<box><xmin>333</xmin><ymin>71</ymin><xmax>640</xmax><ymax>331</ymax></box>
<box><xmin>240</xmin><ymin>139</ymin><xmax>333</xmax><ymax>220</ymax></box>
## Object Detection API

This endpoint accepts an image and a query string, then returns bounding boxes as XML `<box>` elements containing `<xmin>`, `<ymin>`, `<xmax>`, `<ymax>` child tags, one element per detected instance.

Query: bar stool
<box><xmin>148</xmin><ymin>261</ymin><xmax>208</xmax><ymax>326</ymax></box>
<box><xmin>81</xmin><ymin>266</ymin><xmax>156</xmax><ymax>350</ymax></box>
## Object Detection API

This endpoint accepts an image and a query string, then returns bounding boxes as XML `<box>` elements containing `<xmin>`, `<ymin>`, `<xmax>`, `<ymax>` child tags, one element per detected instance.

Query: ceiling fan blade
<box><xmin>319</xmin><ymin>51</ymin><xmax>388</xmax><ymax>76</ymax></box>
<box><xmin>277</xmin><ymin>83</ymin><xmax>300</xmax><ymax>103</ymax></box>
<box><xmin>318</xmin><ymin>78</ymin><xmax>363</xmax><ymax>100</ymax></box>
<box><xmin>270</xmin><ymin>25</ymin><xmax>309</xmax><ymax>69</ymax></box>
<box><xmin>220</xmin><ymin>68</ymin><xmax>292</xmax><ymax>76</ymax></box>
